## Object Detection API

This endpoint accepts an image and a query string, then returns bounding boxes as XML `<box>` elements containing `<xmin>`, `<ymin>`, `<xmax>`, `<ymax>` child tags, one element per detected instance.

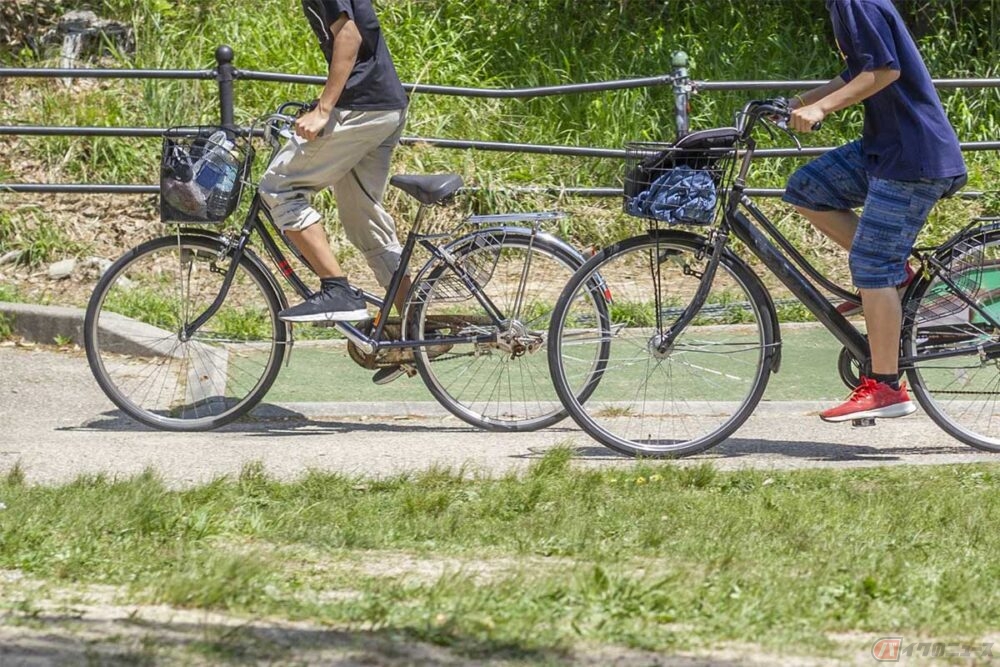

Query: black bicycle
<box><xmin>547</xmin><ymin>98</ymin><xmax>1000</xmax><ymax>457</ymax></box>
<box><xmin>84</xmin><ymin>101</ymin><xmax>608</xmax><ymax>432</ymax></box>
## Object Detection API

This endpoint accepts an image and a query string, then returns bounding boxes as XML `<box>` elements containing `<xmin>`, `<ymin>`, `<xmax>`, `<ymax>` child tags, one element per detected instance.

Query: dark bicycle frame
<box><xmin>672</xmin><ymin>100</ymin><xmax>1000</xmax><ymax>377</ymax></box>
<box><xmin>175</xmin><ymin>188</ymin><xmax>555</xmax><ymax>358</ymax></box>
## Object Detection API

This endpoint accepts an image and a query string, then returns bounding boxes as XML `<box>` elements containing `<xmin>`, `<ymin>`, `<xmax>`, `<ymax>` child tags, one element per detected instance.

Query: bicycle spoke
<box><xmin>550</xmin><ymin>235</ymin><xmax>771</xmax><ymax>456</ymax></box>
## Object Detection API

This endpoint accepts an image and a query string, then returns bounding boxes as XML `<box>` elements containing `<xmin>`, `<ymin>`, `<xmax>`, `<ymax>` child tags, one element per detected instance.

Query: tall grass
<box><xmin>1</xmin><ymin>0</ymin><xmax>998</xmax><ymax>250</ymax></box>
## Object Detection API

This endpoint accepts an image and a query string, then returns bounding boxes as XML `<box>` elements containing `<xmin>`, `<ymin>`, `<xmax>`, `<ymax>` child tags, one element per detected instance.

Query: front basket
<box><xmin>160</xmin><ymin>126</ymin><xmax>254</xmax><ymax>224</ymax></box>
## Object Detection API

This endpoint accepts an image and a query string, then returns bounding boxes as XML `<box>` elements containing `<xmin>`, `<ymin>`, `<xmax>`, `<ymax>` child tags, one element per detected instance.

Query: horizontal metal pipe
<box><xmin>7</xmin><ymin>67</ymin><xmax>996</xmax><ymax>94</ymax></box>
<box><xmin>0</xmin><ymin>184</ymin><xmax>159</xmax><ymax>194</ymax></box>
<box><xmin>0</xmin><ymin>67</ymin><xmax>214</xmax><ymax>80</ymax></box>
<box><xmin>2</xmin><ymin>183</ymin><xmax>987</xmax><ymax>201</ymax></box>
<box><xmin>237</xmin><ymin>69</ymin><xmax>680</xmax><ymax>97</ymax></box>
<box><xmin>236</xmin><ymin>70</ymin><xmax>1000</xmax><ymax>95</ymax></box>
<box><xmin>698</xmin><ymin>78</ymin><xmax>1000</xmax><ymax>91</ymax></box>
<box><xmin>4</xmin><ymin>125</ymin><xmax>998</xmax><ymax>158</ymax></box>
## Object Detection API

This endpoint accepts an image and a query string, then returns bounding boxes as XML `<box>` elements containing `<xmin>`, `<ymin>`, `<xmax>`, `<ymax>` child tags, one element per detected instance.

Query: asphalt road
<box><xmin>2</xmin><ymin>344</ymin><xmax>998</xmax><ymax>487</ymax></box>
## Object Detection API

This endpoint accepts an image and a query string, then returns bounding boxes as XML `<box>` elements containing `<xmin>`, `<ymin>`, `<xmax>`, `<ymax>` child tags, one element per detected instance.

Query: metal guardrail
<box><xmin>1</xmin><ymin>45</ymin><xmax>998</xmax><ymax>197</ymax></box>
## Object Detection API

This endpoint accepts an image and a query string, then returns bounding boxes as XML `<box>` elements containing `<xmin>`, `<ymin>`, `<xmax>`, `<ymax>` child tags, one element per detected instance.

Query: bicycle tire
<box><xmin>408</xmin><ymin>229</ymin><xmax>606</xmax><ymax>431</ymax></box>
<box><xmin>903</xmin><ymin>226</ymin><xmax>1000</xmax><ymax>452</ymax></box>
<box><xmin>84</xmin><ymin>234</ymin><xmax>288</xmax><ymax>431</ymax></box>
<box><xmin>548</xmin><ymin>231</ymin><xmax>778</xmax><ymax>457</ymax></box>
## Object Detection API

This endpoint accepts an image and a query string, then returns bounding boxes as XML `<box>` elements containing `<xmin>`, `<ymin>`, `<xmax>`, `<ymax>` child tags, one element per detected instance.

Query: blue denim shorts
<box><xmin>783</xmin><ymin>140</ymin><xmax>958</xmax><ymax>289</ymax></box>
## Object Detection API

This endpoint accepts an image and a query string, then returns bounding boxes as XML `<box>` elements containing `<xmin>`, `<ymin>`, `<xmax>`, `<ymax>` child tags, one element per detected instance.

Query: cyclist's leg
<box><xmin>260</xmin><ymin>109</ymin><xmax>402</xmax><ymax>321</ymax></box>
<box><xmin>817</xmin><ymin>176</ymin><xmax>956</xmax><ymax>422</ymax></box>
<box><xmin>782</xmin><ymin>139</ymin><xmax>869</xmax><ymax>249</ymax></box>
<box><xmin>258</xmin><ymin>116</ymin><xmax>351</xmax><ymax>278</ymax></box>
<box><xmin>853</xmin><ymin>177</ymin><xmax>957</xmax><ymax>375</ymax></box>
<box><xmin>332</xmin><ymin>108</ymin><xmax>409</xmax><ymax>311</ymax></box>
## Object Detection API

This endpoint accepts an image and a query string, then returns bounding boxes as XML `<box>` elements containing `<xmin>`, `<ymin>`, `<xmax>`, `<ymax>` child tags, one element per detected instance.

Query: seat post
<box><xmin>409</xmin><ymin>203</ymin><xmax>428</xmax><ymax>236</ymax></box>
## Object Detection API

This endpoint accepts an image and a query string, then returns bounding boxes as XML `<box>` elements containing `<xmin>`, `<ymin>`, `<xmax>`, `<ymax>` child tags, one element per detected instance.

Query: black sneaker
<box><xmin>372</xmin><ymin>365</ymin><xmax>414</xmax><ymax>385</ymax></box>
<box><xmin>278</xmin><ymin>283</ymin><xmax>369</xmax><ymax>323</ymax></box>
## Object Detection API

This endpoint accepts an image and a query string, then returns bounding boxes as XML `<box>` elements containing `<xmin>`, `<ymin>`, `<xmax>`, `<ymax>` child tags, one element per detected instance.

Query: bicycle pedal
<box><xmin>851</xmin><ymin>417</ymin><xmax>877</xmax><ymax>427</ymax></box>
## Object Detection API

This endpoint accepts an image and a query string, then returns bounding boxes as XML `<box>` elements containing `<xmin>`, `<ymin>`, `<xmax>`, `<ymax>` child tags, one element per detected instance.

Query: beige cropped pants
<box><xmin>258</xmin><ymin>107</ymin><xmax>407</xmax><ymax>287</ymax></box>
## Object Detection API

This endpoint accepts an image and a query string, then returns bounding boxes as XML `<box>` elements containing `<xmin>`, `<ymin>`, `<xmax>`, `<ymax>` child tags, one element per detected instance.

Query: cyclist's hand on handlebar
<box><xmin>789</xmin><ymin>104</ymin><xmax>825</xmax><ymax>133</ymax></box>
<box><xmin>294</xmin><ymin>105</ymin><xmax>330</xmax><ymax>141</ymax></box>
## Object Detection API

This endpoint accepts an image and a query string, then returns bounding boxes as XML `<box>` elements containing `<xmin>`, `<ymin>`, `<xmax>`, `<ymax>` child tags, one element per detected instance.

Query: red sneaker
<box><xmin>836</xmin><ymin>263</ymin><xmax>917</xmax><ymax>317</ymax></box>
<box><xmin>819</xmin><ymin>376</ymin><xmax>917</xmax><ymax>423</ymax></box>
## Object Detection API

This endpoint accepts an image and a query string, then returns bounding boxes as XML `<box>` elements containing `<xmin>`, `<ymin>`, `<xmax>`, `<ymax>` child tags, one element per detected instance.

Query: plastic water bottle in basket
<box><xmin>198</xmin><ymin>131</ymin><xmax>239</xmax><ymax>218</ymax></box>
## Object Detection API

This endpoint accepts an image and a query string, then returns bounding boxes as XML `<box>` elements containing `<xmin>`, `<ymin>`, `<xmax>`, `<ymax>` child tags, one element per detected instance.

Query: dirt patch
<box><xmin>1</xmin><ymin>568</ymin><xmax>845</xmax><ymax>666</ymax></box>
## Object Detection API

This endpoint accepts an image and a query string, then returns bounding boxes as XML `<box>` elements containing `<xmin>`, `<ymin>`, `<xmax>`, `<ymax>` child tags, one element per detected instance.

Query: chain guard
<box><xmin>346</xmin><ymin>315</ymin><xmax>492</xmax><ymax>369</ymax></box>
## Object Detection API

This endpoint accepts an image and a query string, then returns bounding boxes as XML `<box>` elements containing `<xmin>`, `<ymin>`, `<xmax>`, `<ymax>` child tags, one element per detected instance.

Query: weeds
<box><xmin>1</xmin><ymin>0</ymin><xmax>998</xmax><ymax>313</ymax></box>
<box><xmin>3</xmin><ymin>456</ymin><xmax>1000</xmax><ymax>655</ymax></box>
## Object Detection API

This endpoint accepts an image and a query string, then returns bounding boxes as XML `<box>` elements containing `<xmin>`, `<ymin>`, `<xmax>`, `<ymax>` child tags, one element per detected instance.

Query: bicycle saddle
<box><xmin>390</xmin><ymin>174</ymin><xmax>464</xmax><ymax>205</ymax></box>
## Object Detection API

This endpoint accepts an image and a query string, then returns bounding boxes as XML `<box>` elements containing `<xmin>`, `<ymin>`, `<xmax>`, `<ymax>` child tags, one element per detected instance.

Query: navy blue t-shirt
<box><xmin>302</xmin><ymin>0</ymin><xmax>408</xmax><ymax>110</ymax></box>
<box><xmin>827</xmin><ymin>0</ymin><xmax>965</xmax><ymax>180</ymax></box>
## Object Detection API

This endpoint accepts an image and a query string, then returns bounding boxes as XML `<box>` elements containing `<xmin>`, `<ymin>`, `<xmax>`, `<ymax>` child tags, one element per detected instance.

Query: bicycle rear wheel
<box><xmin>903</xmin><ymin>228</ymin><xmax>1000</xmax><ymax>452</ymax></box>
<box><xmin>548</xmin><ymin>231</ymin><xmax>777</xmax><ymax>457</ymax></box>
<box><xmin>408</xmin><ymin>230</ymin><xmax>601</xmax><ymax>431</ymax></box>
<box><xmin>84</xmin><ymin>234</ymin><xmax>288</xmax><ymax>431</ymax></box>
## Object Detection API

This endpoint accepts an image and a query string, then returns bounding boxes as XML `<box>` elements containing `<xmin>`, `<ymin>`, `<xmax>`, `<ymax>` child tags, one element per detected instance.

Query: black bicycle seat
<box><xmin>390</xmin><ymin>174</ymin><xmax>464</xmax><ymax>205</ymax></box>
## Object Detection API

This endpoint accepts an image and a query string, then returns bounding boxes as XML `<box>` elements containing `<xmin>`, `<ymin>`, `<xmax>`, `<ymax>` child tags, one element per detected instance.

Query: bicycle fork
<box><xmin>654</xmin><ymin>230</ymin><xmax>728</xmax><ymax>352</ymax></box>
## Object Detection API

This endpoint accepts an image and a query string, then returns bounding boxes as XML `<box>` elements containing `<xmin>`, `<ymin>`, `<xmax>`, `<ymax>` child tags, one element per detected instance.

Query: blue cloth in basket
<box><xmin>628</xmin><ymin>166</ymin><xmax>717</xmax><ymax>224</ymax></box>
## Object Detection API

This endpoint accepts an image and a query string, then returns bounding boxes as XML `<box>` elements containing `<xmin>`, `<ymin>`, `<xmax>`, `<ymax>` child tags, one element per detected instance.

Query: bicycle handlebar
<box><xmin>738</xmin><ymin>97</ymin><xmax>823</xmax><ymax>137</ymax></box>
<box><xmin>261</xmin><ymin>100</ymin><xmax>317</xmax><ymax>147</ymax></box>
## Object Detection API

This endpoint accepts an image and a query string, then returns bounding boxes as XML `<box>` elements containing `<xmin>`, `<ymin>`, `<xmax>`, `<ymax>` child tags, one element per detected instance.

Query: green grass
<box><xmin>0</xmin><ymin>284</ymin><xmax>17</xmax><ymax>339</ymax></box>
<box><xmin>2</xmin><ymin>2</ymin><xmax>998</xmax><ymax>238</ymax></box>
<box><xmin>0</xmin><ymin>207</ymin><xmax>90</xmax><ymax>267</ymax></box>
<box><xmin>2</xmin><ymin>454</ymin><xmax>1000</xmax><ymax>659</ymax></box>
<box><xmin>0</xmin><ymin>313</ymin><xmax>12</xmax><ymax>340</ymax></box>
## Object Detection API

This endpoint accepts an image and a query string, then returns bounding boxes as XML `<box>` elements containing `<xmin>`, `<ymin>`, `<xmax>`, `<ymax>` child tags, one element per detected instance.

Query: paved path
<box><xmin>2</xmin><ymin>345</ymin><xmax>998</xmax><ymax>487</ymax></box>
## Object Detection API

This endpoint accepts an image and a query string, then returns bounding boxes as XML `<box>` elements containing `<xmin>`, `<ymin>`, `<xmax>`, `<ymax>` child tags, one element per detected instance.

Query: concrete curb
<box><xmin>0</xmin><ymin>301</ymin><xmax>87</xmax><ymax>346</ymax></box>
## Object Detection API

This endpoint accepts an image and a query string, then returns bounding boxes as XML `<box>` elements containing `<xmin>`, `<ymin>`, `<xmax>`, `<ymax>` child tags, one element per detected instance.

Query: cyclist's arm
<box><xmin>791</xmin><ymin>76</ymin><xmax>847</xmax><ymax>108</ymax></box>
<box><xmin>295</xmin><ymin>13</ymin><xmax>362</xmax><ymax>141</ymax></box>
<box><xmin>790</xmin><ymin>68</ymin><xmax>899</xmax><ymax>133</ymax></box>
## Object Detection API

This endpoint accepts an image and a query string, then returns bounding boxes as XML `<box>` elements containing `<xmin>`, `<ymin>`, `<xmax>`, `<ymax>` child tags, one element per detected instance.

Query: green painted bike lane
<box><xmin>264</xmin><ymin>324</ymin><xmax>851</xmax><ymax>404</ymax></box>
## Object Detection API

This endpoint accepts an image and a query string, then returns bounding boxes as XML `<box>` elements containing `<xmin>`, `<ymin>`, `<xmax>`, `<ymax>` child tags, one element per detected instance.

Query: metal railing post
<box><xmin>215</xmin><ymin>45</ymin><xmax>235</xmax><ymax>129</ymax></box>
<box><xmin>672</xmin><ymin>51</ymin><xmax>692</xmax><ymax>138</ymax></box>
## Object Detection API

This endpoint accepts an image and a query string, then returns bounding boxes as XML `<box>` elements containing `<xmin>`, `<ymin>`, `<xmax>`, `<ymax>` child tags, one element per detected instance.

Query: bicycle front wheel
<box><xmin>408</xmin><ymin>230</ymin><xmax>598</xmax><ymax>431</ymax></box>
<box><xmin>548</xmin><ymin>232</ymin><xmax>777</xmax><ymax>457</ymax></box>
<box><xmin>903</xmin><ymin>228</ymin><xmax>1000</xmax><ymax>452</ymax></box>
<box><xmin>84</xmin><ymin>234</ymin><xmax>288</xmax><ymax>431</ymax></box>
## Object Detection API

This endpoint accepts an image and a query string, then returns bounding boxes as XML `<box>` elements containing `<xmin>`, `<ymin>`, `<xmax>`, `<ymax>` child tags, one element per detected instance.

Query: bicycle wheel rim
<box><xmin>410</xmin><ymin>232</ymin><xmax>590</xmax><ymax>431</ymax></box>
<box><xmin>904</xmin><ymin>232</ymin><xmax>1000</xmax><ymax>451</ymax></box>
<box><xmin>85</xmin><ymin>235</ymin><xmax>285</xmax><ymax>431</ymax></box>
<box><xmin>550</xmin><ymin>234</ymin><xmax>773</xmax><ymax>457</ymax></box>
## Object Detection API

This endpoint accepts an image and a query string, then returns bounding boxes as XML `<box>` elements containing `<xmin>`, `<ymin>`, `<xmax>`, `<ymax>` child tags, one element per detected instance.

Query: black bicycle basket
<box><xmin>623</xmin><ymin>127</ymin><xmax>739</xmax><ymax>226</ymax></box>
<box><xmin>160</xmin><ymin>126</ymin><xmax>254</xmax><ymax>224</ymax></box>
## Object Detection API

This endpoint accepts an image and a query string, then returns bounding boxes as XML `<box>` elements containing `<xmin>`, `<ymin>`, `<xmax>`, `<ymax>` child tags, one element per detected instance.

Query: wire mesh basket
<box><xmin>414</xmin><ymin>232</ymin><xmax>503</xmax><ymax>303</ymax></box>
<box><xmin>160</xmin><ymin>126</ymin><xmax>254</xmax><ymax>224</ymax></box>
<box><xmin>917</xmin><ymin>230</ymin><xmax>995</xmax><ymax>324</ymax></box>
<box><xmin>623</xmin><ymin>129</ymin><xmax>738</xmax><ymax>226</ymax></box>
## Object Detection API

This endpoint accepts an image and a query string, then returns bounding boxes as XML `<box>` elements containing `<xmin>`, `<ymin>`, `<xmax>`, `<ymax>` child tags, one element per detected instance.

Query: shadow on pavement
<box><xmin>61</xmin><ymin>405</ymin><xmax>581</xmax><ymax>437</ymax></box>
<box><xmin>522</xmin><ymin>438</ymin><xmax>975</xmax><ymax>463</ymax></box>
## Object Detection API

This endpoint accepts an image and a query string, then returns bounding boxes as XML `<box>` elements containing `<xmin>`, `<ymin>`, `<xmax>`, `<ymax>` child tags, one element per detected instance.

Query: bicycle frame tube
<box><xmin>740</xmin><ymin>197</ymin><xmax>856</xmax><ymax>302</ymax></box>
<box><xmin>725</xmin><ymin>204</ymin><xmax>871</xmax><ymax>362</ymax></box>
<box><xmin>333</xmin><ymin>206</ymin><xmax>509</xmax><ymax>353</ymax></box>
